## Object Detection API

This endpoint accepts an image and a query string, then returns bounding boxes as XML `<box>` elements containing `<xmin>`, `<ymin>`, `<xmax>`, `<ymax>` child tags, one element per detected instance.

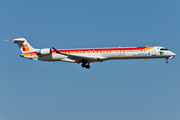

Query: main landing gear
<box><xmin>81</xmin><ymin>63</ymin><xmax>90</xmax><ymax>69</ymax></box>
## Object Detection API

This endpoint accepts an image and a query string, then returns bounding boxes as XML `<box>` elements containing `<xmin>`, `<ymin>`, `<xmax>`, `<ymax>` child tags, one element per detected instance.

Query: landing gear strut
<box><xmin>81</xmin><ymin>63</ymin><xmax>90</xmax><ymax>69</ymax></box>
<box><xmin>165</xmin><ymin>58</ymin><xmax>169</xmax><ymax>64</ymax></box>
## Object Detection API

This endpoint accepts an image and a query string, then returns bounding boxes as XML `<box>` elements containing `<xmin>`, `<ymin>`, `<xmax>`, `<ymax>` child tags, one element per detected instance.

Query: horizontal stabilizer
<box><xmin>6</xmin><ymin>38</ymin><xmax>36</xmax><ymax>53</ymax></box>
<box><xmin>12</xmin><ymin>38</ymin><xmax>26</xmax><ymax>43</ymax></box>
<box><xmin>5</xmin><ymin>38</ymin><xmax>26</xmax><ymax>43</ymax></box>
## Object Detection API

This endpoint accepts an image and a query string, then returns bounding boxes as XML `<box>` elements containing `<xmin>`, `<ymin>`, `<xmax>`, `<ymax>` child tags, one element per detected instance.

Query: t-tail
<box><xmin>10</xmin><ymin>38</ymin><xmax>36</xmax><ymax>53</ymax></box>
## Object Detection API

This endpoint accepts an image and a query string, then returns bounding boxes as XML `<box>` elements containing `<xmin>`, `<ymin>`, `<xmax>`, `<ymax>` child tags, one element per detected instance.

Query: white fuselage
<box><xmin>23</xmin><ymin>46</ymin><xmax>176</xmax><ymax>63</ymax></box>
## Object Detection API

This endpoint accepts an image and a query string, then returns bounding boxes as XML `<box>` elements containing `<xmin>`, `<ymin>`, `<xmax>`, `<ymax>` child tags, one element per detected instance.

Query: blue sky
<box><xmin>0</xmin><ymin>0</ymin><xmax>180</xmax><ymax>120</ymax></box>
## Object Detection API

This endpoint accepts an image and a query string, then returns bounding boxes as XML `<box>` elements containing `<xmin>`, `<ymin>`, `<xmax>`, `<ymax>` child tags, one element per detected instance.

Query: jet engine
<box><xmin>37</xmin><ymin>48</ymin><xmax>51</xmax><ymax>55</ymax></box>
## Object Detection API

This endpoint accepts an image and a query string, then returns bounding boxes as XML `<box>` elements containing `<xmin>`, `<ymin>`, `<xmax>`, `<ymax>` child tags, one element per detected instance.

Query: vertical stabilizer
<box><xmin>12</xmin><ymin>38</ymin><xmax>35</xmax><ymax>53</ymax></box>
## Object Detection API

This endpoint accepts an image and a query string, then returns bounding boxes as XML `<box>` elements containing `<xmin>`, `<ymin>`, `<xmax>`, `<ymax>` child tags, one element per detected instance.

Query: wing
<box><xmin>52</xmin><ymin>47</ymin><xmax>105</xmax><ymax>63</ymax></box>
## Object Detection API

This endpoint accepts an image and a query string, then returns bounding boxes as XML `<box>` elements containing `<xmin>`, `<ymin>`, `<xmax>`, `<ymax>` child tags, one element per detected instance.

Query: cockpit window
<box><xmin>160</xmin><ymin>48</ymin><xmax>169</xmax><ymax>51</ymax></box>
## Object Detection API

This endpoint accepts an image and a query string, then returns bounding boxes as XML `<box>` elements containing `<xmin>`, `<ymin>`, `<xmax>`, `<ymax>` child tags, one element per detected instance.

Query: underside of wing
<box><xmin>68</xmin><ymin>54</ymin><xmax>100</xmax><ymax>63</ymax></box>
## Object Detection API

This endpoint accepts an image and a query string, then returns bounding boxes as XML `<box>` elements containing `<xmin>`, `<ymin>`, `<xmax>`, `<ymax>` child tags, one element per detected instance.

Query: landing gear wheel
<box><xmin>86</xmin><ymin>65</ymin><xmax>90</xmax><ymax>69</ymax></box>
<box><xmin>81</xmin><ymin>63</ymin><xmax>86</xmax><ymax>68</ymax></box>
<box><xmin>165</xmin><ymin>61</ymin><xmax>168</xmax><ymax>64</ymax></box>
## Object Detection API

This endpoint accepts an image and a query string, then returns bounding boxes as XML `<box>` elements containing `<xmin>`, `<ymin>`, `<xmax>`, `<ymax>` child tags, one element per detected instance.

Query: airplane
<box><xmin>7</xmin><ymin>38</ymin><xmax>176</xmax><ymax>69</ymax></box>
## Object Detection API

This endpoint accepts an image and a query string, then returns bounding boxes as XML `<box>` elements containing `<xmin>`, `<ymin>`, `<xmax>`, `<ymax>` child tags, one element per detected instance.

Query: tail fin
<box><xmin>11</xmin><ymin>38</ymin><xmax>36</xmax><ymax>53</ymax></box>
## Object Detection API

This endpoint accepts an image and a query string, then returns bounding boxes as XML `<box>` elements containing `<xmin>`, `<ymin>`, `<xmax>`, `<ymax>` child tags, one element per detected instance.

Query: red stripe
<box><xmin>24</xmin><ymin>47</ymin><xmax>148</xmax><ymax>54</ymax></box>
<box><xmin>22</xmin><ymin>45</ymin><xmax>26</xmax><ymax>51</ymax></box>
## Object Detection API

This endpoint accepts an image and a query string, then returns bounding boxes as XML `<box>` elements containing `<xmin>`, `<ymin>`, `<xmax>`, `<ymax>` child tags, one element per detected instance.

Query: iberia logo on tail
<box><xmin>22</xmin><ymin>44</ymin><xmax>29</xmax><ymax>51</ymax></box>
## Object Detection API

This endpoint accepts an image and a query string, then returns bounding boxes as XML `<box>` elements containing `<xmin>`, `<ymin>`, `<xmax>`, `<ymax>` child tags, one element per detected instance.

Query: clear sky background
<box><xmin>0</xmin><ymin>0</ymin><xmax>180</xmax><ymax>120</ymax></box>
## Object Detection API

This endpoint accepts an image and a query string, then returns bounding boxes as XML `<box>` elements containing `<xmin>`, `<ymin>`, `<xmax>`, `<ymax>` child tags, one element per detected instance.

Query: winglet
<box><xmin>52</xmin><ymin>47</ymin><xmax>61</xmax><ymax>54</ymax></box>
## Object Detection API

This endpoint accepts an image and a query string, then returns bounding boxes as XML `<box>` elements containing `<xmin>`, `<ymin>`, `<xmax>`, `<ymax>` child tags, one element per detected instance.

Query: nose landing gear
<box><xmin>165</xmin><ymin>58</ymin><xmax>169</xmax><ymax>64</ymax></box>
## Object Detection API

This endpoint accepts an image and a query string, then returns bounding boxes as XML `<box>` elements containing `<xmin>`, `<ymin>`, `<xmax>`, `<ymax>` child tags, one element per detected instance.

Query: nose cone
<box><xmin>168</xmin><ymin>52</ymin><xmax>176</xmax><ymax>59</ymax></box>
<box><xmin>172</xmin><ymin>52</ymin><xmax>176</xmax><ymax>56</ymax></box>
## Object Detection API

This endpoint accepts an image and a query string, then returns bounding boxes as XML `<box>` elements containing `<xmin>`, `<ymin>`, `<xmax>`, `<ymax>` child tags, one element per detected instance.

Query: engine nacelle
<box><xmin>37</xmin><ymin>48</ymin><xmax>51</xmax><ymax>55</ymax></box>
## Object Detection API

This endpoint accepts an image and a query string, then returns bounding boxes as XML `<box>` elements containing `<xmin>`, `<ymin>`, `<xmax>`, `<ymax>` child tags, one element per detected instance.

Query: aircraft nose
<box><xmin>172</xmin><ymin>52</ymin><xmax>176</xmax><ymax>56</ymax></box>
<box><xmin>168</xmin><ymin>51</ymin><xmax>176</xmax><ymax>59</ymax></box>
<box><xmin>171</xmin><ymin>52</ymin><xmax>176</xmax><ymax>56</ymax></box>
